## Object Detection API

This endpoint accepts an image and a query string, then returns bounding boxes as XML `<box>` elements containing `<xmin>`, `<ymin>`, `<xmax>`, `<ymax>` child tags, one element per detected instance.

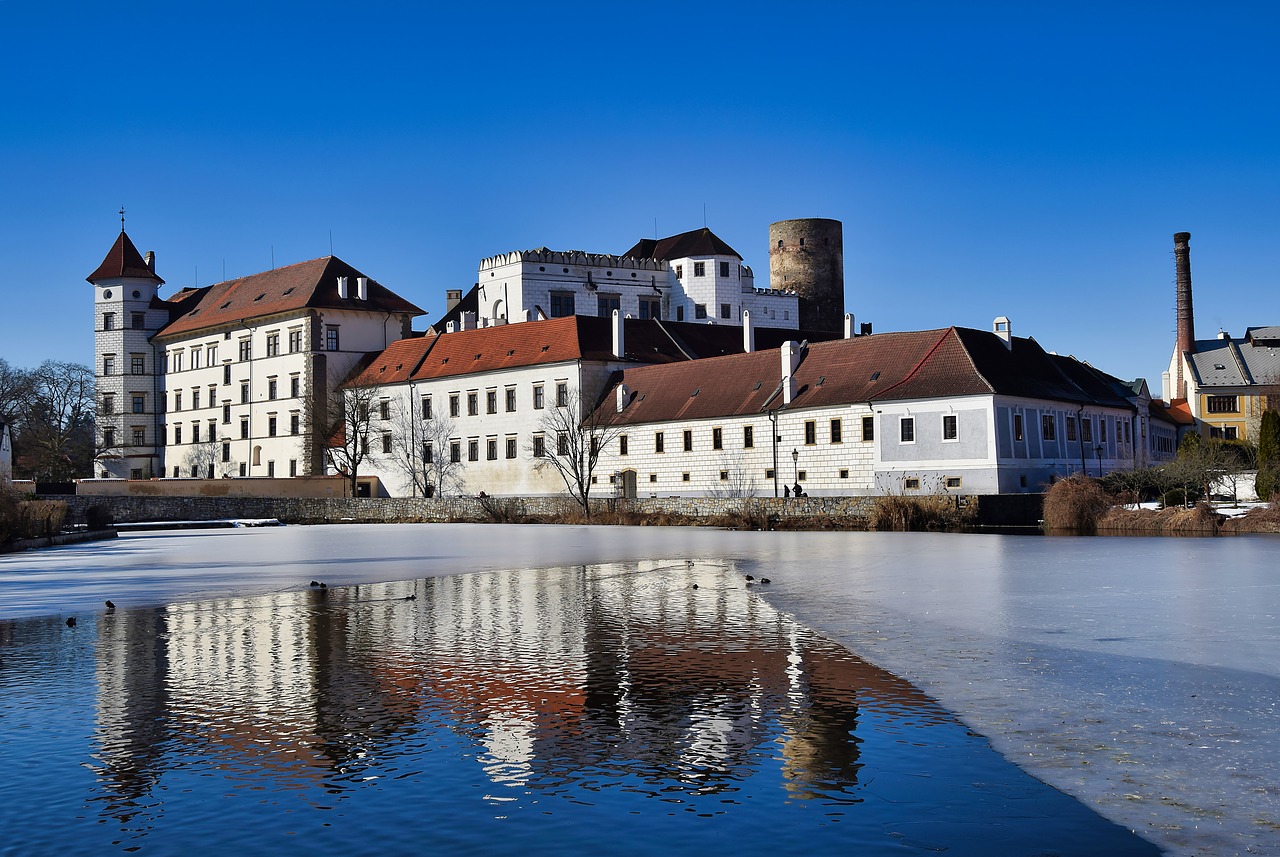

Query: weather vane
<box><xmin>119</xmin><ymin>206</ymin><xmax>126</xmax><ymax>232</ymax></box>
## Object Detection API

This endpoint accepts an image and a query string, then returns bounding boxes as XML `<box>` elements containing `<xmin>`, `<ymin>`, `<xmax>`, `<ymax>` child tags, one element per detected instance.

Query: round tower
<box><xmin>768</xmin><ymin>218</ymin><xmax>844</xmax><ymax>331</ymax></box>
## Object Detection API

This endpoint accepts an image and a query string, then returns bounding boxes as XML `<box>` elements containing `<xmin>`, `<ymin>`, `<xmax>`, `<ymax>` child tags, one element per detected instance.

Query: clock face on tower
<box><xmin>104</xmin><ymin>290</ymin><xmax>112</xmax><ymax>299</ymax></box>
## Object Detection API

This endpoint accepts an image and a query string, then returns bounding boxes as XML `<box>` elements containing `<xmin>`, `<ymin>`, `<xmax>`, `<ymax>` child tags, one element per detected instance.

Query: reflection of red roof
<box><xmin>86</xmin><ymin>231</ymin><xmax>164</xmax><ymax>284</ymax></box>
<box><xmin>155</xmin><ymin>256</ymin><xmax>423</xmax><ymax>339</ymax></box>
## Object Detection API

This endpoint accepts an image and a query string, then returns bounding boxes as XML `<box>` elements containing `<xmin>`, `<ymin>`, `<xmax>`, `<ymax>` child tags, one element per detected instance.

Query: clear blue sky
<box><xmin>2</xmin><ymin>1</ymin><xmax>1277</xmax><ymax>389</ymax></box>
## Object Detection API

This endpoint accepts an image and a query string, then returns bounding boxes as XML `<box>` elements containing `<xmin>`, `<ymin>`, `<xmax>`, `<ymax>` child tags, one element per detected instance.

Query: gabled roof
<box><xmin>594</xmin><ymin>327</ymin><xmax>1137</xmax><ymax>428</ymax></box>
<box><xmin>1246</xmin><ymin>326</ymin><xmax>1280</xmax><ymax>345</ymax></box>
<box><xmin>86</xmin><ymin>231</ymin><xmax>164</xmax><ymax>284</ymax></box>
<box><xmin>344</xmin><ymin>315</ymin><xmax>838</xmax><ymax>388</ymax></box>
<box><xmin>622</xmin><ymin>227</ymin><xmax>743</xmax><ymax>262</ymax></box>
<box><xmin>1186</xmin><ymin>335</ymin><xmax>1280</xmax><ymax>389</ymax></box>
<box><xmin>154</xmin><ymin>256</ymin><xmax>423</xmax><ymax>339</ymax></box>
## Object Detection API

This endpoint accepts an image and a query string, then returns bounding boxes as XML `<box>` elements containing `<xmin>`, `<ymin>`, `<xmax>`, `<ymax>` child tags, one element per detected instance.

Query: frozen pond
<box><xmin>2</xmin><ymin>524</ymin><xmax>1278</xmax><ymax>854</ymax></box>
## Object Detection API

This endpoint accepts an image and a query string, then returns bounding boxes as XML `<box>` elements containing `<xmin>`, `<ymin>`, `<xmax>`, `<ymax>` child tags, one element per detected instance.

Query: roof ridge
<box><xmin>872</xmin><ymin>328</ymin><xmax>963</xmax><ymax>400</ymax></box>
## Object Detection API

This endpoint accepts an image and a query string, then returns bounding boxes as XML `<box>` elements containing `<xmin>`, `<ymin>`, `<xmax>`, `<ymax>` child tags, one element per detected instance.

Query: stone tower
<box><xmin>88</xmin><ymin>227</ymin><xmax>166</xmax><ymax>479</ymax></box>
<box><xmin>768</xmin><ymin>218</ymin><xmax>844</xmax><ymax>332</ymax></box>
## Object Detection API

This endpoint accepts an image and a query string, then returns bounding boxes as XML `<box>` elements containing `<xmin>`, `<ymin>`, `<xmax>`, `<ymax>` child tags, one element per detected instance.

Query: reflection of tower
<box><xmin>769</xmin><ymin>219</ymin><xmax>844</xmax><ymax>332</ymax></box>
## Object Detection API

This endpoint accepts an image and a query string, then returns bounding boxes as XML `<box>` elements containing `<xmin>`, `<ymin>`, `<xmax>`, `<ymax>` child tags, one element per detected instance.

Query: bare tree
<box><xmin>318</xmin><ymin>384</ymin><xmax>378</xmax><ymax>497</ymax></box>
<box><xmin>707</xmin><ymin>454</ymin><xmax>759</xmax><ymax>500</ymax></box>
<box><xmin>530</xmin><ymin>388</ymin><xmax>623</xmax><ymax>519</ymax></box>
<box><xmin>420</xmin><ymin>414</ymin><xmax>465</xmax><ymax>498</ymax></box>
<box><xmin>184</xmin><ymin>437</ymin><xmax>226</xmax><ymax>479</ymax></box>
<box><xmin>378</xmin><ymin>397</ymin><xmax>465</xmax><ymax>498</ymax></box>
<box><xmin>18</xmin><ymin>361</ymin><xmax>96</xmax><ymax>481</ymax></box>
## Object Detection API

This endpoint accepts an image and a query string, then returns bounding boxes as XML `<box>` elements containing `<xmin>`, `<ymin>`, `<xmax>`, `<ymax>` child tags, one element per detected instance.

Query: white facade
<box><xmin>471</xmin><ymin>246</ymin><xmax>798</xmax><ymax>329</ymax></box>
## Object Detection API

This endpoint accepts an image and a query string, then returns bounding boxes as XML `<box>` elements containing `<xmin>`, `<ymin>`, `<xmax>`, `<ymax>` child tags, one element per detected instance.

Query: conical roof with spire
<box><xmin>86</xmin><ymin>230</ymin><xmax>164</xmax><ymax>284</ymax></box>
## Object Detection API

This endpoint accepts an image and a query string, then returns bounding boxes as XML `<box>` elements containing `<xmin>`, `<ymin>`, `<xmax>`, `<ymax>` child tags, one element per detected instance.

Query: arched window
<box><xmin>252</xmin><ymin>445</ymin><xmax>262</xmax><ymax>466</ymax></box>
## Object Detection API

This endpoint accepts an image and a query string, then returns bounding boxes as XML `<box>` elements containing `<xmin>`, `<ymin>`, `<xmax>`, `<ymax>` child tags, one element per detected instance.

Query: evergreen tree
<box><xmin>1256</xmin><ymin>409</ymin><xmax>1280</xmax><ymax>501</ymax></box>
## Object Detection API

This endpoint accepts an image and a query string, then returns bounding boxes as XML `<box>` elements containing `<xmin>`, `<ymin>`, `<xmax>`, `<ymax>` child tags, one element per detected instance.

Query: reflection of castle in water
<box><xmin>88</xmin><ymin>562</ymin><xmax>946</xmax><ymax>818</ymax></box>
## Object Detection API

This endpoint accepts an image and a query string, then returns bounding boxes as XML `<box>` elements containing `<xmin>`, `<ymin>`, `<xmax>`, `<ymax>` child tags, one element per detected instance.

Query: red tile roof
<box><xmin>86</xmin><ymin>231</ymin><xmax>164</xmax><ymax>284</ymax></box>
<box><xmin>154</xmin><ymin>256</ymin><xmax>423</xmax><ymax>339</ymax></box>
<box><xmin>622</xmin><ymin>227</ymin><xmax>743</xmax><ymax>261</ymax></box>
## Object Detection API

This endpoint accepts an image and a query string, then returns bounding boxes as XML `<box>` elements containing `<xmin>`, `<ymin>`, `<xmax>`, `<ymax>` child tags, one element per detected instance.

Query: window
<box><xmin>862</xmin><ymin>415</ymin><xmax>874</xmax><ymax>441</ymax></box>
<box><xmin>486</xmin><ymin>389</ymin><xmax>497</xmax><ymax>415</ymax></box>
<box><xmin>422</xmin><ymin>396</ymin><xmax>432</xmax><ymax>419</ymax></box>
<box><xmin>424</xmin><ymin>441</ymin><xmax>434</xmax><ymax>464</ymax></box>
<box><xmin>943</xmin><ymin>414</ymin><xmax>958</xmax><ymax>441</ymax></box>
<box><xmin>450</xmin><ymin>441</ymin><xmax>461</xmax><ymax>463</ymax></box>
<box><xmin>675</xmin><ymin>264</ymin><xmax>683</xmax><ymax>278</ymax></box>
<box><xmin>222</xmin><ymin>441</ymin><xmax>231</xmax><ymax>463</ymax></box>
<box><xmin>533</xmin><ymin>434</ymin><xmax>546</xmax><ymax>458</ymax></box>
<box><xmin>173</xmin><ymin>466</ymin><xmax>180</xmax><ymax>478</ymax></box>
<box><xmin>449</xmin><ymin>394</ymin><xmax>460</xmax><ymax>417</ymax></box>
<box><xmin>382</xmin><ymin>433</ymin><xmax>392</xmax><ymax>454</ymax></box>
<box><xmin>720</xmin><ymin>470</ymin><xmax>729</xmax><ymax>481</ymax></box>
<box><xmin>240</xmin><ymin>418</ymin><xmax>249</xmax><ymax>439</ymax></box>
<box><xmin>131</xmin><ymin>312</ymin><xmax>145</xmax><ymax>330</ymax></box>
<box><xmin>468</xmin><ymin>439</ymin><xmax>480</xmax><ymax>462</ymax></box>
<box><xmin>192</xmin><ymin>389</ymin><xmax>200</xmax><ymax>409</ymax></box>
<box><xmin>223</xmin><ymin>364</ymin><xmax>232</xmax><ymax>385</ymax></box>
<box><xmin>1081</xmin><ymin>418</ymin><xmax>1093</xmax><ymax>443</ymax></box>
<box><xmin>805</xmin><ymin>420</ymin><xmax>817</xmax><ymax>445</ymax></box>
<box><xmin>712</xmin><ymin>427</ymin><xmax>723</xmax><ymax>450</ymax></box>
<box><xmin>268</xmin><ymin>416</ymin><xmax>277</xmax><ymax>437</ymax></box>
<box><xmin>131</xmin><ymin>468</ymin><xmax>143</xmax><ymax>480</ymax></box>
<box><xmin>103</xmin><ymin>312</ymin><xmax>115</xmax><ymax>330</ymax></box>
<box><xmin>241</xmin><ymin>383</ymin><xmax>250</xmax><ymax>404</ymax></box>
<box><xmin>798</xmin><ymin>470</ymin><xmax>806</xmax><ymax>481</ymax></box>
<box><xmin>505</xmin><ymin>436</ymin><xmax>517</xmax><ymax>459</ymax></box>
<box><xmin>556</xmin><ymin>382</ymin><xmax>568</xmax><ymax>408</ymax></box>
<box><xmin>557</xmin><ymin>433</ymin><xmax>569</xmax><ymax>456</ymax></box>
<box><xmin>103</xmin><ymin>355</ymin><xmax>115</xmax><ymax>376</ymax></box>
<box><xmin>290</xmin><ymin>413</ymin><xmax>300</xmax><ymax>435</ymax></box>
<box><xmin>638</xmin><ymin>296</ymin><xmax>661</xmax><ymax>320</ymax></box>
<box><xmin>266</xmin><ymin>333</ymin><xmax>280</xmax><ymax>357</ymax></box>
<box><xmin>1041</xmin><ymin>414</ymin><xmax>1056</xmax><ymax>441</ymax></box>
<box><xmin>130</xmin><ymin>354</ymin><xmax>145</xmax><ymax>375</ymax></box>
<box><xmin>900</xmin><ymin>417</ymin><xmax>915</xmax><ymax>443</ymax></box>
<box><xmin>1224</xmin><ymin>426</ymin><xmax>1238</xmax><ymax>440</ymax></box>
<box><xmin>840</xmin><ymin>469</ymin><xmax>849</xmax><ymax>479</ymax></box>
<box><xmin>1100</xmin><ymin>419</ymin><xmax>1107</xmax><ymax>442</ymax></box>
<box><xmin>744</xmin><ymin>425</ymin><xmax>754</xmax><ymax>448</ymax></box>
<box><xmin>290</xmin><ymin>376</ymin><xmax>300</xmax><ymax>398</ymax></box>
<box><xmin>132</xmin><ymin>394</ymin><xmax>145</xmax><ymax>414</ymax></box>
<box><xmin>1066</xmin><ymin>417</ymin><xmax>1077</xmax><ymax>441</ymax></box>
<box><xmin>223</xmin><ymin>404</ymin><xmax>231</xmax><ymax>424</ymax></box>
<box><xmin>683</xmin><ymin>429</ymin><xmax>693</xmax><ymax>452</ymax></box>
<box><xmin>597</xmin><ymin>294</ymin><xmax>620</xmax><ymax>317</ymax></box>
<box><xmin>288</xmin><ymin>329</ymin><xmax>303</xmax><ymax>353</ymax></box>
<box><xmin>289</xmin><ymin>460</ymin><xmax>297</xmax><ymax>477</ymax></box>
<box><xmin>831</xmin><ymin>419</ymin><xmax>843</xmax><ymax>443</ymax></box>
<box><xmin>533</xmin><ymin>384</ymin><xmax>545</xmax><ymax>409</ymax></box>
<box><xmin>946</xmin><ymin>476</ymin><xmax>962</xmax><ymax>489</ymax></box>
<box><xmin>192</xmin><ymin>422</ymin><xmax>200</xmax><ymax>443</ymax></box>
<box><xmin>486</xmin><ymin>438</ymin><xmax>498</xmax><ymax>460</ymax></box>
<box><xmin>174</xmin><ymin>391</ymin><xmax>182</xmax><ymax>411</ymax></box>
<box><xmin>720</xmin><ymin>303</ymin><xmax>731</xmax><ymax>319</ymax></box>
<box><xmin>170</xmin><ymin>351</ymin><xmax>182</xmax><ymax>372</ymax></box>
<box><xmin>173</xmin><ymin>424</ymin><xmax>182</xmax><ymax>444</ymax></box>
<box><xmin>325</xmin><ymin>326</ymin><xmax>340</xmax><ymax>351</ymax></box>
<box><xmin>655</xmin><ymin>431</ymin><xmax>665</xmax><ymax>453</ymax></box>
<box><xmin>102</xmin><ymin>394</ymin><xmax>115</xmax><ymax>415</ymax></box>
<box><xmin>1124</xmin><ymin>421</ymin><xmax>1131</xmax><ymax>444</ymax></box>
<box><xmin>379</xmin><ymin>399</ymin><xmax>391</xmax><ymax>420</ymax></box>
<box><xmin>239</xmin><ymin>462</ymin><xmax>246</xmax><ymax>477</ymax></box>
<box><xmin>649</xmin><ymin>473</ymin><xmax>657</xmax><ymax>483</ymax></box>
<box><xmin>676</xmin><ymin>306</ymin><xmax>685</xmax><ymax>322</ymax></box>
<box><xmin>1013</xmin><ymin>414</ymin><xmax>1024</xmax><ymax>442</ymax></box>
<box><xmin>549</xmin><ymin>291</ymin><xmax>575</xmax><ymax>318</ymax></box>
<box><xmin>505</xmin><ymin>387</ymin><xmax>516</xmax><ymax>413</ymax></box>
<box><xmin>467</xmin><ymin>392</ymin><xmax>479</xmax><ymax>416</ymax></box>
<box><xmin>268</xmin><ymin>378</ymin><xmax>278</xmax><ymax>400</ymax></box>
<box><xmin>765</xmin><ymin>468</ymin><xmax>775</xmax><ymax>479</ymax></box>
<box><xmin>693</xmin><ymin>262</ymin><xmax>705</xmax><ymax>277</ymax></box>
<box><xmin>904</xmin><ymin>477</ymin><xmax>921</xmax><ymax>490</ymax></box>
<box><xmin>694</xmin><ymin>304</ymin><xmax>707</xmax><ymax>319</ymax></box>
<box><xmin>208</xmin><ymin>344</ymin><xmax>218</xmax><ymax>365</ymax></box>
<box><xmin>1207</xmin><ymin>396</ymin><xmax>1238</xmax><ymax>414</ymax></box>
<box><xmin>720</xmin><ymin>261</ymin><xmax>730</xmax><ymax>278</ymax></box>
<box><xmin>238</xmin><ymin>338</ymin><xmax>251</xmax><ymax>361</ymax></box>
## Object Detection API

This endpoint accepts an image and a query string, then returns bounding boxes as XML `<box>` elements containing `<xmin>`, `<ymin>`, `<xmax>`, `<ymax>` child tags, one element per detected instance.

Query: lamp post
<box><xmin>791</xmin><ymin>448</ymin><xmax>799</xmax><ymax>493</ymax></box>
<box><xmin>1094</xmin><ymin>444</ymin><xmax>1104</xmax><ymax>476</ymax></box>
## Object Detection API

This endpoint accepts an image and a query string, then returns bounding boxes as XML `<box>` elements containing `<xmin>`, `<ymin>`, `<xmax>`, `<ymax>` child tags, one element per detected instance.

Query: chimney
<box><xmin>337</xmin><ymin>276</ymin><xmax>349</xmax><ymax>299</ymax></box>
<box><xmin>144</xmin><ymin>251</ymin><xmax>155</xmax><ymax>273</ymax></box>
<box><xmin>356</xmin><ymin>276</ymin><xmax>369</xmax><ymax>300</ymax></box>
<box><xmin>782</xmin><ymin>341</ymin><xmax>803</xmax><ymax>405</ymax></box>
<box><xmin>860</xmin><ymin>321</ymin><xmax>873</xmax><ymax>336</ymax></box>
<box><xmin>993</xmin><ymin>316</ymin><xmax>1012</xmax><ymax>349</ymax></box>
<box><xmin>616</xmin><ymin>382</ymin><xmax>630</xmax><ymax>413</ymax></box>
<box><xmin>460</xmin><ymin>311</ymin><xmax>476</xmax><ymax>331</ymax></box>
<box><xmin>1174</xmin><ymin>231</ymin><xmax>1195</xmax><ymax>399</ymax></box>
<box><xmin>743</xmin><ymin>309</ymin><xmax>756</xmax><ymax>353</ymax></box>
<box><xmin>843</xmin><ymin>313</ymin><xmax>855</xmax><ymax>339</ymax></box>
<box><xmin>612</xmin><ymin>309</ymin><xmax>625</xmax><ymax>359</ymax></box>
<box><xmin>445</xmin><ymin>289</ymin><xmax>463</xmax><ymax>312</ymax></box>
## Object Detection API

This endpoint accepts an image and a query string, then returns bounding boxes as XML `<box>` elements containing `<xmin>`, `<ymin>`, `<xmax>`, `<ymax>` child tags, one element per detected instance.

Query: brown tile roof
<box><xmin>86</xmin><ymin>231</ymin><xmax>164</xmax><ymax>284</ymax></box>
<box><xmin>1155</xmin><ymin>398</ymin><xmax>1197</xmax><ymax>426</ymax></box>
<box><xmin>154</xmin><ymin>256</ymin><xmax>423</xmax><ymax>339</ymax></box>
<box><xmin>595</xmin><ymin>326</ymin><xmax>1139</xmax><ymax>427</ymax></box>
<box><xmin>344</xmin><ymin>316</ymin><xmax>838</xmax><ymax>388</ymax></box>
<box><xmin>622</xmin><ymin>227</ymin><xmax>743</xmax><ymax>261</ymax></box>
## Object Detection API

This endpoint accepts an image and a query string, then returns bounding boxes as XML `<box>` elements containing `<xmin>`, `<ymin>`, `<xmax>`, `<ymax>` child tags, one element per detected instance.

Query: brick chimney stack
<box><xmin>1174</xmin><ymin>232</ymin><xmax>1195</xmax><ymax>399</ymax></box>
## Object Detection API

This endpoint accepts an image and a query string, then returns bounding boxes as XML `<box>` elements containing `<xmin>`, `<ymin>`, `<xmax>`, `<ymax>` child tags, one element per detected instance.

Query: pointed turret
<box><xmin>87</xmin><ymin>230</ymin><xmax>164</xmax><ymax>284</ymax></box>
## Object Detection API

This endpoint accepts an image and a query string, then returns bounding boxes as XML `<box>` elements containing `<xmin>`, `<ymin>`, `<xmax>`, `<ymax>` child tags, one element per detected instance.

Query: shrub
<box><xmin>0</xmin><ymin>495</ymin><xmax>68</xmax><ymax>542</ymax></box>
<box><xmin>1043</xmin><ymin>475</ymin><xmax>1110</xmax><ymax>533</ymax></box>
<box><xmin>870</xmin><ymin>494</ymin><xmax>974</xmax><ymax>532</ymax></box>
<box><xmin>476</xmin><ymin>494</ymin><xmax>528</xmax><ymax>524</ymax></box>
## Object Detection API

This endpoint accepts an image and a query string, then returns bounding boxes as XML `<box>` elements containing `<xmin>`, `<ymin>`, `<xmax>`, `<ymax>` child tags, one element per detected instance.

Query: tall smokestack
<box><xmin>1174</xmin><ymin>232</ymin><xmax>1194</xmax><ymax>399</ymax></box>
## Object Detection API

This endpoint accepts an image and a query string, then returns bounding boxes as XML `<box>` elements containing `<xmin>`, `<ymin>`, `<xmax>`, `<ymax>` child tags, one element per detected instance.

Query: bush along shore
<box><xmin>1043</xmin><ymin>475</ymin><xmax>1280</xmax><ymax>536</ymax></box>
